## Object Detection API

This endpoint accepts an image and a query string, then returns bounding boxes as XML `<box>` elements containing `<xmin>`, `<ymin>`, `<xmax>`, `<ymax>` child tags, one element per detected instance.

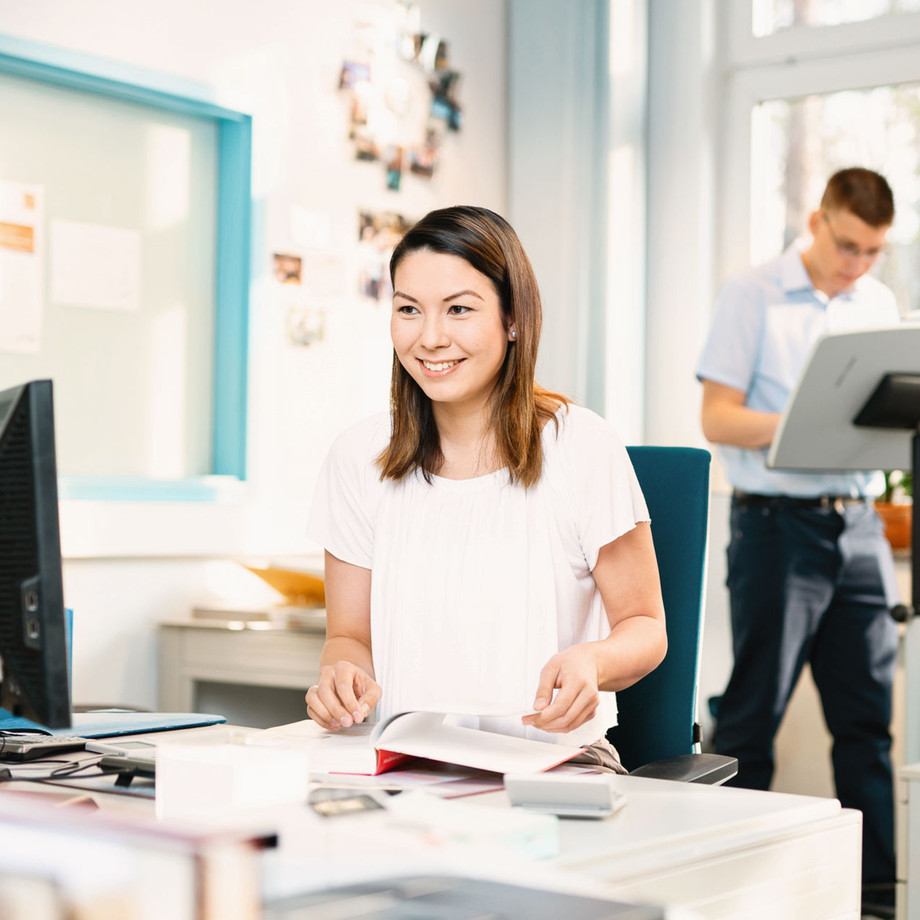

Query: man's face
<box><xmin>807</xmin><ymin>207</ymin><xmax>889</xmax><ymax>296</ymax></box>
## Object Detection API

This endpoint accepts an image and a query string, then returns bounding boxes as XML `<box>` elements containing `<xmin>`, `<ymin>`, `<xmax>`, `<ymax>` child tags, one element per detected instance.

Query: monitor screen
<box><xmin>0</xmin><ymin>379</ymin><xmax>71</xmax><ymax>728</ymax></box>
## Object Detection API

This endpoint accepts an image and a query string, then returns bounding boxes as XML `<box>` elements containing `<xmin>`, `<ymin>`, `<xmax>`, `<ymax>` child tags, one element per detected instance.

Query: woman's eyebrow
<box><xmin>392</xmin><ymin>289</ymin><xmax>486</xmax><ymax>302</ymax></box>
<box><xmin>443</xmin><ymin>289</ymin><xmax>484</xmax><ymax>302</ymax></box>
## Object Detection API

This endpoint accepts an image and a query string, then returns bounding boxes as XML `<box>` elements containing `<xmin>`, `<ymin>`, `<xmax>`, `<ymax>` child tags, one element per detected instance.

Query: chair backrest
<box><xmin>606</xmin><ymin>446</ymin><xmax>711</xmax><ymax>770</ymax></box>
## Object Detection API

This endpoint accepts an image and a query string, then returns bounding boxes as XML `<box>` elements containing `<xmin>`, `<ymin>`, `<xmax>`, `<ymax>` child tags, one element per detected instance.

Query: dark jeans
<box><xmin>713</xmin><ymin>495</ymin><xmax>899</xmax><ymax>897</ymax></box>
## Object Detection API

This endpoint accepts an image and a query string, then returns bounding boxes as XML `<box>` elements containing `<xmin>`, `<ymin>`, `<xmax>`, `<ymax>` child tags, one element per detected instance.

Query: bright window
<box><xmin>752</xmin><ymin>0</ymin><xmax>920</xmax><ymax>36</ymax></box>
<box><xmin>750</xmin><ymin>83</ymin><xmax>920</xmax><ymax>313</ymax></box>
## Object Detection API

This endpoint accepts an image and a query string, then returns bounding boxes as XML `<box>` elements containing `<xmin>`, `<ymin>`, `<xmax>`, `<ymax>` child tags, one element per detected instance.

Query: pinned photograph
<box><xmin>354</xmin><ymin>132</ymin><xmax>380</xmax><ymax>162</ymax></box>
<box><xmin>273</xmin><ymin>253</ymin><xmax>302</xmax><ymax>284</ymax></box>
<box><xmin>408</xmin><ymin>125</ymin><xmax>441</xmax><ymax>179</ymax></box>
<box><xmin>385</xmin><ymin>146</ymin><xmax>404</xmax><ymax>192</ymax></box>
<box><xmin>286</xmin><ymin>305</ymin><xmax>326</xmax><ymax>347</ymax></box>
<box><xmin>357</xmin><ymin>211</ymin><xmax>412</xmax><ymax>302</ymax></box>
<box><xmin>339</xmin><ymin>60</ymin><xmax>370</xmax><ymax>91</ymax></box>
<box><xmin>429</xmin><ymin>70</ymin><xmax>462</xmax><ymax>131</ymax></box>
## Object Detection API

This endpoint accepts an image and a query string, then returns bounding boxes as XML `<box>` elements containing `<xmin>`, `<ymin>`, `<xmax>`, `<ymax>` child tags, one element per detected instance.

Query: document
<box><xmin>0</xmin><ymin>179</ymin><xmax>44</xmax><ymax>354</ymax></box>
<box><xmin>262</xmin><ymin>711</ymin><xmax>586</xmax><ymax>776</ymax></box>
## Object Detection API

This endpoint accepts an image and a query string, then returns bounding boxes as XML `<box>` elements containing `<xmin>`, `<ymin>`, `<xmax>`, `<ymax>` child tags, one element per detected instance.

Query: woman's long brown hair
<box><xmin>376</xmin><ymin>205</ymin><xmax>568</xmax><ymax>488</ymax></box>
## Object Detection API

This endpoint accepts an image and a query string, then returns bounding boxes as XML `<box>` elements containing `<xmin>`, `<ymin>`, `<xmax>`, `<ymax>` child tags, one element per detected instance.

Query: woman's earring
<box><xmin>510</xmin><ymin>329</ymin><xmax>517</xmax><ymax>340</ymax></box>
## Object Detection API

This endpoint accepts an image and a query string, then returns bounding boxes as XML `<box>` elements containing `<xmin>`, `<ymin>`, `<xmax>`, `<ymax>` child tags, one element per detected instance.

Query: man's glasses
<box><xmin>822</xmin><ymin>212</ymin><xmax>887</xmax><ymax>264</ymax></box>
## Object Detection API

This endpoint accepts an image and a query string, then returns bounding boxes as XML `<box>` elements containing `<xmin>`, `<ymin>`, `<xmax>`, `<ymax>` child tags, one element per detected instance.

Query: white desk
<box><xmin>1</xmin><ymin>725</ymin><xmax>863</xmax><ymax>920</ymax></box>
<box><xmin>547</xmin><ymin>775</ymin><xmax>860</xmax><ymax>917</ymax></box>
<box><xmin>270</xmin><ymin>774</ymin><xmax>859</xmax><ymax>918</ymax></box>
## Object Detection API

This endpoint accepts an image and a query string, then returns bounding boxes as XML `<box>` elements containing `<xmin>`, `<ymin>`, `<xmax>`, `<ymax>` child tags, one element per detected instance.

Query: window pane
<box><xmin>753</xmin><ymin>0</ymin><xmax>920</xmax><ymax>37</ymax></box>
<box><xmin>0</xmin><ymin>71</ymin><xmax>217</xmax><ymax>480</ymax></box>
<box><xmin>750</xmin><ymin>83</ymin><xmax>920</xmax><ymax>315</ymax></box>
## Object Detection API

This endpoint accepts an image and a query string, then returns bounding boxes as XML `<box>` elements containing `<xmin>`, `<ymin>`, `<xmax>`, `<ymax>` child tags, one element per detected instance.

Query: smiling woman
<box><xmin>304</xmin><ymin>205</ymin><xmax>667</xmax><ymax>772</ymax></box>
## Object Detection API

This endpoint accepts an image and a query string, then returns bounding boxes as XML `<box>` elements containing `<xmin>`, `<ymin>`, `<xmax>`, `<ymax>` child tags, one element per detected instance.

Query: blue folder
<box><xmin>0</xmin><ymin>709</ymin><xmax>226</xmax><ymax>737</ymax></box>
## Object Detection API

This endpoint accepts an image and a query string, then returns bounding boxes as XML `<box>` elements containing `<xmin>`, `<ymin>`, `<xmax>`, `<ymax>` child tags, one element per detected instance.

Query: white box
<box><xmin>155</xmin><ymin>743</ymin><xmax>309</xmax><ymax>821</ymax></box>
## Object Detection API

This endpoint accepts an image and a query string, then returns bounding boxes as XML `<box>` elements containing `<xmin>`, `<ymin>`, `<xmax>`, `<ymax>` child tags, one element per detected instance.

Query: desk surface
<box><xmin>0</xmin><ymin>724</ymin><xmax>862</xmax><ymax>920</ymax></box>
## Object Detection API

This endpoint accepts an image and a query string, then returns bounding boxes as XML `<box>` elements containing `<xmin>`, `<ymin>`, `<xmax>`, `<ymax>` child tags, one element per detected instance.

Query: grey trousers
<box><xmin>569</xmin><ymin>737</ymin><xmax>628</xmax><ymax>774</ymax></box>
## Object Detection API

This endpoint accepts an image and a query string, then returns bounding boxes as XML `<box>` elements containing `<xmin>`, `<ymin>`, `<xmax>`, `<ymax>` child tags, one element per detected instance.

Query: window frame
<box><xmin>0</xmin><ymin>33</ymin><xmax>251</xmax><ymax>502</ymax></box>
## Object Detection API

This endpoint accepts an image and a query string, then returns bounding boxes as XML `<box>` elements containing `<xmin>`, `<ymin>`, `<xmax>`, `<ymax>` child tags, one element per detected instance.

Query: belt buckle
<box><xmin>820</xmin><ymin>495</ymin><xmax>846</xmax><ymax>514</ymax></box>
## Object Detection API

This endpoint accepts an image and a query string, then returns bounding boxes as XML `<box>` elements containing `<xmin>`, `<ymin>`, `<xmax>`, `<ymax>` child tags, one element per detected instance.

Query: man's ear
<box><xmin>807</xmin><ymin>209</ymin><xmax>822</xmax><ymax>237</ymax></box>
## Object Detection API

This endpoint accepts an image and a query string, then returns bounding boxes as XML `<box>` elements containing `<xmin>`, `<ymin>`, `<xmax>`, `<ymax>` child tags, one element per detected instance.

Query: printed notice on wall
<box><xmin>0</xmin><ymin>179</ymin><xmax>44</xmax><ymax>354</ymax></box>
<box><xmin>50</xmin><ymin>219</ymin><xmax>141</xmax><ymax>312</ymax></box>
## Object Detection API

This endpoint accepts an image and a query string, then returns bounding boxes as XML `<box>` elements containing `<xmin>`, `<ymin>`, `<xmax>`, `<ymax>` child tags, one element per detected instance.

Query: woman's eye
<box><xmin>448</xmin><ymin>304</ymin><xmax>471</xmax><ymax>315</ymax></box>
<box><xmin>396</xmin><ymin>304</ymin><xmax>418</xmax><ymax>315</ymax></box>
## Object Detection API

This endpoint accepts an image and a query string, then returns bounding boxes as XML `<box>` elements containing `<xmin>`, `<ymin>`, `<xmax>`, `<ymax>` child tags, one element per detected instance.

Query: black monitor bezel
<box><xmin>0</xmin><ymin>379</ymin><xmax>71</xmax><ymax>728</ymax></box>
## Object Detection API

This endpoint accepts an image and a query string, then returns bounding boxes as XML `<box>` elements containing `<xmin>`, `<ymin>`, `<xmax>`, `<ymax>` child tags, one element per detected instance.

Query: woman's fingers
<box><xmin>307</xmin><ymin>663</ymin><xmax>381</xmax><ymax>731</ymax></box>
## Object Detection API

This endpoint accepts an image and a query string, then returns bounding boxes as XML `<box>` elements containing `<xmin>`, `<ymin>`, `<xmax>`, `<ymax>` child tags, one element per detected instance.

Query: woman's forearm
<box><xmin>320</xmin><ymin>635</ymin><xmax>375</xmax><ymax>677</ymax></box>
<box><xmin>594</xmin><ymin>614</ymin><xmax>668</xmax><ymax>693</ymax></box>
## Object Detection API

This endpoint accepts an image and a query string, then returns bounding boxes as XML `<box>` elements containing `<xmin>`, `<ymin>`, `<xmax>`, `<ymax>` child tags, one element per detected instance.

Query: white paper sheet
<box><xmin>0</xmin><ymin>180</ymin><xmax>44</xmax><ymax>354</ymax></box>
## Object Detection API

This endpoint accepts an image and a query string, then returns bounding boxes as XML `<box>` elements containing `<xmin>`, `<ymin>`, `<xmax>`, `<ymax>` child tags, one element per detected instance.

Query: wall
<box><xmin>0</xmin><ymin>0</ymin><xmax>508</xmax><ymax>708</ymax></box>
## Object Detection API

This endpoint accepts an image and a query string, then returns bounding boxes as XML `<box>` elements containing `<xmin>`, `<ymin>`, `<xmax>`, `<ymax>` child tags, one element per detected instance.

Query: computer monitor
<box><xmin>0</xmin><ymin>379</ymin><xmax>71</xmax><ymax>728</ymax></box>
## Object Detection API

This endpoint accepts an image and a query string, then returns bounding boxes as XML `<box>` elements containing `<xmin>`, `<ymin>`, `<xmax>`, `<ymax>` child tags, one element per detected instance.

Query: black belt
<box><xmin>732</xmin><ymin>490</ymin><xmax>869</xmax><ymax>512</ymax></box>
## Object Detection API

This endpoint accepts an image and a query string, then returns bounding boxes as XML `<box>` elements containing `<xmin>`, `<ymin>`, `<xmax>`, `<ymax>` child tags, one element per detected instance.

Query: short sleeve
<box><xmin>557</xmin><ymin>406</ymin><xmax>649</xmax><ymax>571</ymax></box>
<box><xmin>306</xmin><ymin>414</ymin><xmax>389</xmax><ymax>570</ymax></box>
<box><xmin>696</xmin><ymin>274</ymin><xmax>765</xmax><ymax>394</ymax></box>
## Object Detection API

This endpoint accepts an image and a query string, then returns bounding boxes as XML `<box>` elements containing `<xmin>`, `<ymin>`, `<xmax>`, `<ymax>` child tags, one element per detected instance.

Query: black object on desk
<box><xmin>0</xmin><ymin>732</ymin><xmax>87</xmax><ymax>762</ymax></box>
<box><xmin>93</xmin><ymin>742</ymin><xmax>157</xmax><ymax>786</ymax></box>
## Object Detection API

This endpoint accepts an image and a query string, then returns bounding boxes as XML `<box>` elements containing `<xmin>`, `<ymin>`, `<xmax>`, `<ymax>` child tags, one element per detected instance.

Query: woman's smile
<box><xmin>420</xmin><ymin>358</ymin><xmax>464</xmax><ymax>374</ymax></box>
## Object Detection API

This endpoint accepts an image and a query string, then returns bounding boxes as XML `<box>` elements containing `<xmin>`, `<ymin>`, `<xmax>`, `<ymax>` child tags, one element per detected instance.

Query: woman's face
<box><xmin>391</xmin><ymin>250</ymin><xmax>513</xmax><ymax>416</ymax></box>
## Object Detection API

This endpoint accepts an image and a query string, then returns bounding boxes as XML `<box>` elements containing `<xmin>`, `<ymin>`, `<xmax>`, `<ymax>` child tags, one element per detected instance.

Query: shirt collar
<box><xmin>779</xmin><ymin>242</ymin><xmax>815</xmax><ymax>295</ymax></box>
<box><xmin>779</xmin><ymin>240</ymin><xmax>857</xmax><ymax>304</ymax></box>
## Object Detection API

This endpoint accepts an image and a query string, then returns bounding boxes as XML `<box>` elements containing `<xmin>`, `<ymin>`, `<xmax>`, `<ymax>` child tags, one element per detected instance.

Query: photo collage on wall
<box><xmin>338</xmin><ymin>2</ymin><xmax>462</xmax><ymax>193</ymax></box>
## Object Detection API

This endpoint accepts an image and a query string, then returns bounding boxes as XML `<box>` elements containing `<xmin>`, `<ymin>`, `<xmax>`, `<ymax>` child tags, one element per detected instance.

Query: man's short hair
<box><xmin>821</xmin><ymin>167</ymin><xmax>894</xmax><ymax>228</ymax></box>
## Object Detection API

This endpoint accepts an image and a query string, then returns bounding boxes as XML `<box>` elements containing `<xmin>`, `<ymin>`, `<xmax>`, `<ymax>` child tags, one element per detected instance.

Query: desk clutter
<box><xmin>0</xmin><ymin>715</ymin><xmax>866</xmax><ymax>918</ymax></box>
<box><xmin>0</xmin><ymin>718</ymin><xmax>632</xmax><ymax>919</ymax></box>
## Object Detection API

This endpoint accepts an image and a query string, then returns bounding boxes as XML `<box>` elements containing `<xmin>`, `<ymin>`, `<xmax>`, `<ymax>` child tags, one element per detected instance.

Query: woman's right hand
<box><xmin>305</xmin><ymin>661</ymin><xmax>382</xmax><ymax>731</ymax></box>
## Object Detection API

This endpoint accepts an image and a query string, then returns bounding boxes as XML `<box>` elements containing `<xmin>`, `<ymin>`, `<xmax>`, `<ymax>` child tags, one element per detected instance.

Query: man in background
<box><xmin>697</xmin><ymin>167</ymin><xmax>901</xmax><ymax>918</ymax></box>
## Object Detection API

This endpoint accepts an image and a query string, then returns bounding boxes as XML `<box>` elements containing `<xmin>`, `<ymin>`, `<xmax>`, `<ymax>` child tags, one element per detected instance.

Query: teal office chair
<box><xmin>606</xmin><ymin>446</ymin><xmax>737</xmax><ymax>784</ymax></box>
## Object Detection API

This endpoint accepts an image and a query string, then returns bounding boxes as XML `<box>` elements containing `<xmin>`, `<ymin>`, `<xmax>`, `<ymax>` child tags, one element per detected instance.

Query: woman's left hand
<box><xmin>522</xmin><ymin>644</ymin><xmax>601</xmax><ymax>733</ymax></box>
<box><xmin>522</xmin><ymin>523</ymin><xmax>667</xmax><ymax>734</ymax></box>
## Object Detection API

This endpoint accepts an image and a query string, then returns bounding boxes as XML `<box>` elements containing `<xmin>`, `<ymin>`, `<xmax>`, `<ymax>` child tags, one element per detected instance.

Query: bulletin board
<box><xmin>0</xmin><ymin>36</ymin><xmax>251</xmax><ymax>495</ymax></box>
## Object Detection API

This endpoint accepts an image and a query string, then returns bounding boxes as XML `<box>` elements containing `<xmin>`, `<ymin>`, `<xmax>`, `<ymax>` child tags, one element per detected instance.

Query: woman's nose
<box><xmin>419</xmin><ymin>315</ymin><xmax>449</xmax><ymax>349</ymax></box>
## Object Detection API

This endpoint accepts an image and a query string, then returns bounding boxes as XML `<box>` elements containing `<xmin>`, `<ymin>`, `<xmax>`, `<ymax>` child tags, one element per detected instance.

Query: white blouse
<box><xmin>307</xmin><ymin>403</ymin><xmax>649</xmax><ymax>746</ymax></box>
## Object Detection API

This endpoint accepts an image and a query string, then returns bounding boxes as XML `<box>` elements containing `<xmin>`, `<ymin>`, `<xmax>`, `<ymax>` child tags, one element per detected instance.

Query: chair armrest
<box><xmin>628</xmin><ymin>753</ymin><xmax>738</xmax><ymax>785</ymax></box>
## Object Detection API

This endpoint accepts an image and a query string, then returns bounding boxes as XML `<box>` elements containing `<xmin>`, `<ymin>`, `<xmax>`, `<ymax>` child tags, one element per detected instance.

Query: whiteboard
<box><xmin>0</xmin><ymin>68</ymin><xmax>217</xmax><ymax>480</ymax></box>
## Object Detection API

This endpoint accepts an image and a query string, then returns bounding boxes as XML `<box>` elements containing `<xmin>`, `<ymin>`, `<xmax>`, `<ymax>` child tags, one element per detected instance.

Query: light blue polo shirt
<box><xmin>696</xmin><ymin>244</ymin><xmax>900</xmax><ymax>497</ymax></box>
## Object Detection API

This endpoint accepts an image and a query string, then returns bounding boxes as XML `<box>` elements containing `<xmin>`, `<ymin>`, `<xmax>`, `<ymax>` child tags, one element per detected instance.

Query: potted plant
<box><xmin>875</xmin><ymin>470</ymin><xmax>913</xmax><ymax>551</ymax></box>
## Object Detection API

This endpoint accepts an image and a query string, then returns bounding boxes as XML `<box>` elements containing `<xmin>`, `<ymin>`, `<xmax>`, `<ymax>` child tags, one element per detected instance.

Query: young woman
<box><xmin>306</xmin><ymin>206</ymin><xmax>666</xmax><ymax>770</ymax></box>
